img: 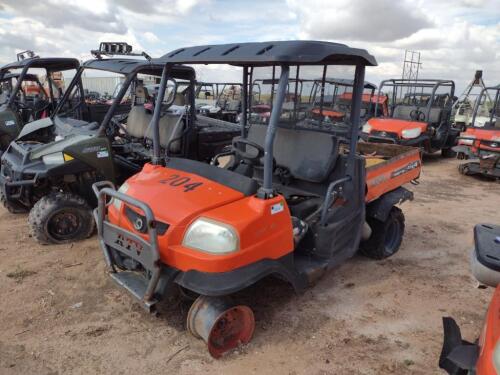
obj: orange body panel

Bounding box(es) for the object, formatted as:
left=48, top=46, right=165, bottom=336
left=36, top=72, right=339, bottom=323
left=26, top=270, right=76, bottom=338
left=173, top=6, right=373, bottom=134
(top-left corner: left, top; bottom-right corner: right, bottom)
left=367, top=118, right=427, bottom=136
left=476, top=285, right=500, bottom=375
left=311, top=107, right=344, bottom=119
left=108, top=163, right=294, bottom=273
left=364, top=147, right=421, bottom=203
left=459, top=128, right=500, bottom=154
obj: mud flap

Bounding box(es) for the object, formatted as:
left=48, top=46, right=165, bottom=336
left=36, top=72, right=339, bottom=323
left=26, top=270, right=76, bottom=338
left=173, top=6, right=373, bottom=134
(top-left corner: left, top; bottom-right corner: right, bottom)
left=439, top=317, right=478, bottom=374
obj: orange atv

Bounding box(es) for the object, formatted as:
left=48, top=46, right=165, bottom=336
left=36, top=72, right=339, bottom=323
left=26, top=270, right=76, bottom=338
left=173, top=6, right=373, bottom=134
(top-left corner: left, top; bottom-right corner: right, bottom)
left=92, top=41, right=421, bottom=357
left=361, top=79, right=459, bottom=157
left=440, top=223, right=500, bottom=374
left=454, top=85, right=500, bottom=179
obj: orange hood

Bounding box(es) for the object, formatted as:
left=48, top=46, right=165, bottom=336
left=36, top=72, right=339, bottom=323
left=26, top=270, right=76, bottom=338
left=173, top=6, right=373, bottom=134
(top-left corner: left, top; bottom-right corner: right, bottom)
left=121, top=163, right=245, bottom=227
left=461, top=127, right=500, bottom=142
left=367, top=118, right=427, bottom=136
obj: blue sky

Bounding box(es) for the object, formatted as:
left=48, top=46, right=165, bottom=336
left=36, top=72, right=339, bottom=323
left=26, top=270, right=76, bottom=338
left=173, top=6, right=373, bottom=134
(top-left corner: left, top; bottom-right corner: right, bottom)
left=0, top=0, right=498, bottom=93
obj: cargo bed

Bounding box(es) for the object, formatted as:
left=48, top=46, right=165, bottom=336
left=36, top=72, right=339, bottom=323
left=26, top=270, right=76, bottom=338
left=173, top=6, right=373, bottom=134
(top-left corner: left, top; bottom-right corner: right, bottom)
left=357, top=142, right=421, bottom=202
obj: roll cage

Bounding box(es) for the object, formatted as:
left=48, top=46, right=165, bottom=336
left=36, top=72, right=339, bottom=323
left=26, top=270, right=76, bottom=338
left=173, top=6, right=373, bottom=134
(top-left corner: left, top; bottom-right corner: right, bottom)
left=0, top=57, right=79, bottom=110
left=375, top=79, right=455, bottom=122
left=151, top=40, right=376, bottom=196
left=51, top=58, right=195, bottom=136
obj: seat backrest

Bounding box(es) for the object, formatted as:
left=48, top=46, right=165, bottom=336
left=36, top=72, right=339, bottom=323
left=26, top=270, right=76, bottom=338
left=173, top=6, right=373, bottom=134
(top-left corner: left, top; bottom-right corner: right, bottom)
left=145, top=114, right=183, bottom=153
left=428, top=108, right=443, bottom=124
left=392, top=105, right=416, bottom=120
left=247, top=124, right=338, bottom=183
left=126, top=105, right=151, bottom=139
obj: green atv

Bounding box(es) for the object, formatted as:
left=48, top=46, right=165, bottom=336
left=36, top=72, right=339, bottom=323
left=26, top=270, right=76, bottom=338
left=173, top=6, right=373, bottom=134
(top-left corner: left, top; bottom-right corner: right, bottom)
left=0, top=43, right=240, bottom=244
left=0, top=51, right=79, bottom=153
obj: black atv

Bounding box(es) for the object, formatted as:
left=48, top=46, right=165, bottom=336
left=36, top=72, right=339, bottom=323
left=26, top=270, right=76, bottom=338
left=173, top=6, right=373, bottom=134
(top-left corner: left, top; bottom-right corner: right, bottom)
left=0, top=43, right=240, bottom=244
left=0, top=51, right=79, bottom=153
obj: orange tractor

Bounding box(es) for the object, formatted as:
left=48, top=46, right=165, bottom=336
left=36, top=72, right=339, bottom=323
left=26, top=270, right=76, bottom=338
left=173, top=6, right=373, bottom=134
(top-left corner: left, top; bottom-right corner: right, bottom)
left=454, top=85, right=500, bottom=179
left=361, top=79, right=459, bottom=157
left=92, top=41, right=421, bottom=357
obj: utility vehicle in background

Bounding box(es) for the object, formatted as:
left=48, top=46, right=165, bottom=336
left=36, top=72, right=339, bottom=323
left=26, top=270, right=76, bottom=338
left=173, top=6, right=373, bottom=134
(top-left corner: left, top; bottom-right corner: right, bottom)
left=361, top=79, right=459, bottom=157
left=454, top=85, right=500, bottom=179
left=0, top=42, right=240, bottom=244
left=451, top=70, right=490, bottom=131
left=196, top=82, right=244, bottom=123
left=0, top=51, right=79, bottom=152
left=93, top=41, right=421, bottom=357
left=440, top=223, right=500, bottom=374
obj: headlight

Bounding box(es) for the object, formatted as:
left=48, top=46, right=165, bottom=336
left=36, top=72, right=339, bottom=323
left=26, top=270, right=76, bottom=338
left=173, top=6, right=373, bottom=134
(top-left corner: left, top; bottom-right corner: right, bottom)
left=362, top=123, right=372, bottom=133
left=401, top=127, right=422, bottom=139
left=42, top=152, right=65, bottom=166
left=112, top=182, right=129, bottom=210
left=183, top=218, right=239, bottom=254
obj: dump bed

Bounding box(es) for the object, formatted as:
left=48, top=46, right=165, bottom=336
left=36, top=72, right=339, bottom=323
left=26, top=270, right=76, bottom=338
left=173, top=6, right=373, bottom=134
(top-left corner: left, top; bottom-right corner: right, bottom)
left=357, top=142, right=421, bottom=203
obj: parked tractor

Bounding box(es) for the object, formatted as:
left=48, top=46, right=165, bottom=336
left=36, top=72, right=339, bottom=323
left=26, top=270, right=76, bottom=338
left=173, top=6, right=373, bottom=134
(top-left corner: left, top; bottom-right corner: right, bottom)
left=454, top=85, right=500, bottom=179
left=92, top=41, right=421, bottom=357
left=361, top=79, right=459, bottom=157
left=0, top=51, right=79, bottom=153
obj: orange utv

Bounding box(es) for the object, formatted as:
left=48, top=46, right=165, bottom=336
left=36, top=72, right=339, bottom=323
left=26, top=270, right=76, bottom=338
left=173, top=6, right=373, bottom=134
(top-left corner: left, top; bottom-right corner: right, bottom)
left=92, top=41, right=421, bottom=357
left=454, top=85, right=500, bottom=179
left=361, top=79, right=459, bottom=157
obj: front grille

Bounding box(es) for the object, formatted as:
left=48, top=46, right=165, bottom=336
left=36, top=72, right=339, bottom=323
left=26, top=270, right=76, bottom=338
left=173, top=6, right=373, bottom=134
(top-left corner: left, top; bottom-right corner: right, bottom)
left=371, top=130, right=399, bottom=141
left=124, top=206, right=169, bottom=235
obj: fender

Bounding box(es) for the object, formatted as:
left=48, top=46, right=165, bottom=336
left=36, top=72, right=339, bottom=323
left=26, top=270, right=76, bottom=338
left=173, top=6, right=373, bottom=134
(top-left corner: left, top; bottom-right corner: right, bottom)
left=366, top=187, right=414, bottom=222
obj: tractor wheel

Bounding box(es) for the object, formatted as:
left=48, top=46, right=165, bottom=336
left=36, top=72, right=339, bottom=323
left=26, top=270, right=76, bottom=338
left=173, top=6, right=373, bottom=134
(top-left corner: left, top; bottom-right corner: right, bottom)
left=458, top=163, right=470, bottom=175
left=359, top=207, right=405, bottom=260
left=441, top=148, right=457, bottom=158
left=28, top=192, right=94, bottom=245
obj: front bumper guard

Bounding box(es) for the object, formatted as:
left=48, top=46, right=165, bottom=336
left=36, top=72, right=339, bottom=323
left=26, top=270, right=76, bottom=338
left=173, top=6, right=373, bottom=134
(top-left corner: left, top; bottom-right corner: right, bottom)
left=93, top=181, right=161, bottom=312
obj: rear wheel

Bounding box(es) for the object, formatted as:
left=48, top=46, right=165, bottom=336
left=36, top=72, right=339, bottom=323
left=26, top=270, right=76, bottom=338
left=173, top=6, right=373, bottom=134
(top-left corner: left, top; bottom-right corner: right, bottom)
left=28, top=192, right=95, bottom=245
left=359, top=207, right=405, bottom=260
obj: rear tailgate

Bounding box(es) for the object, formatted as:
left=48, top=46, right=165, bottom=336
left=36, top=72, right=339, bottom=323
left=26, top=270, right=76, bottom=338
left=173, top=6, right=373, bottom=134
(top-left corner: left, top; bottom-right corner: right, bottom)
left=358, top=142, right=421, bottom=203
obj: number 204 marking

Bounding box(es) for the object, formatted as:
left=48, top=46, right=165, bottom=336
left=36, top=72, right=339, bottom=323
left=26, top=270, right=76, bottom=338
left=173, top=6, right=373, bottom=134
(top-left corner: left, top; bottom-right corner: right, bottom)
left=159, top=174, right=203, bottom=192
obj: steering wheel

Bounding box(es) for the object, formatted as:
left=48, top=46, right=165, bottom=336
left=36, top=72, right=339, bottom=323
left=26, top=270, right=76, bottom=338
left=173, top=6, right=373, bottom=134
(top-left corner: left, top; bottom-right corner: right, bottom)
left=410, top=109, right=426, bottom=122
left=232, top=137, right=265, bottom=164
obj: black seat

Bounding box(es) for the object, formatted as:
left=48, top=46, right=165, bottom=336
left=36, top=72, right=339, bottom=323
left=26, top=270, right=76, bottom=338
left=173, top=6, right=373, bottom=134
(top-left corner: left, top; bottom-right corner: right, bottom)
left=246, top=124, right=339, bottom=183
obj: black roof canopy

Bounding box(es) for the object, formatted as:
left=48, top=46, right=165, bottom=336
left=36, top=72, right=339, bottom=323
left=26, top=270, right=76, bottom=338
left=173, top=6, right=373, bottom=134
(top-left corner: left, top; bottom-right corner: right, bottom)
left=82, top=58, right=195, bottom=79
left=1, top=57, right=80, bottom=72
left=157, top=40, right=377, bottom=67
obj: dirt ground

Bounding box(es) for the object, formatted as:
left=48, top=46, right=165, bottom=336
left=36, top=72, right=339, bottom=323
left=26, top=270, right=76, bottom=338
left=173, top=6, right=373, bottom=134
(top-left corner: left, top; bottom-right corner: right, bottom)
left=0, top=155, right=499, bottom=375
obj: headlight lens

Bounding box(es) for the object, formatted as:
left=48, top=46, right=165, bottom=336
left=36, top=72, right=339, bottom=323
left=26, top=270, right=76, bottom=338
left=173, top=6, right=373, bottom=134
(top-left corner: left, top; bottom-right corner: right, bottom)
left=401, top=127, right=422, bottom=139
left=42, top=152, right=65, bottom=166
left=362, top=123, right=372, bottom=133
left=183, top=218, right=239, bottom=254
left=112, top=182, right=129, bottom=210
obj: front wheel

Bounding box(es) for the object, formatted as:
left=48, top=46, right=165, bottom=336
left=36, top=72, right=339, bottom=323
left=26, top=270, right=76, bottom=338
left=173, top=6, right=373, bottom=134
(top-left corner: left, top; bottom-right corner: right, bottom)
left=359, top=207, right=405, bottom=260
left=28, top=192, right=95, bottom=245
